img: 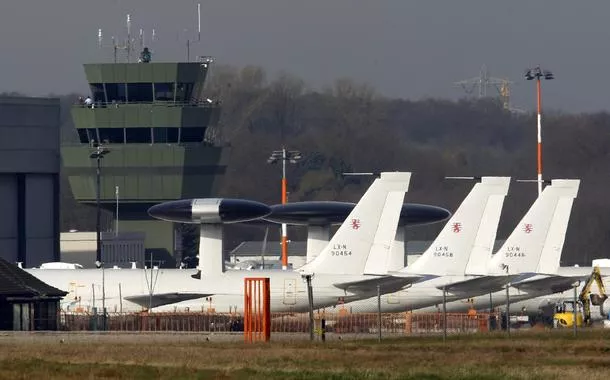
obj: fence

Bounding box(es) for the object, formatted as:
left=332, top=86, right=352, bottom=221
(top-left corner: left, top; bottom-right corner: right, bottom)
left=59, top=310, right=497, bottom=336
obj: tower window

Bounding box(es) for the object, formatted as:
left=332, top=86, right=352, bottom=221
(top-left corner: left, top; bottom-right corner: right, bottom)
left=180, top=127, right=205, bottom=143
left=127, top=83, right=153, bottom=103
left=105, top=83, right=127, bottom=103
left=98, top=128, right=125, bottom=144
left=125, top=128, right=151, bottom=143
left=154, top=83, right=174, bottom=101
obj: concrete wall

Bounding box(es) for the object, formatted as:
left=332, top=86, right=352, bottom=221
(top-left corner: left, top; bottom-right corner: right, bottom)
left=0, top=97, right=60, bottom=267
left=60, top=231, right=145, bottom=268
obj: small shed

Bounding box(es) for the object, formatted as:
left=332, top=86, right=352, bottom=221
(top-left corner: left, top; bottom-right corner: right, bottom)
left=0, top=258, right=67, bottom=330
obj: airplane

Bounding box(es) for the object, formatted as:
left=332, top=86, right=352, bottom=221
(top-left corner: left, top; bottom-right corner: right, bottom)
left=335, top=178, right=581, bottom=313
left=412, top=180, right=606, bottom=316
left=156, top=176, right=510, bottom=313
left=27, top=172, right=424, bottom=314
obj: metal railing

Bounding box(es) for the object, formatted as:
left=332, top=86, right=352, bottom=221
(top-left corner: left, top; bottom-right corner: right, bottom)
left=59, top=311, right=497, bottom=335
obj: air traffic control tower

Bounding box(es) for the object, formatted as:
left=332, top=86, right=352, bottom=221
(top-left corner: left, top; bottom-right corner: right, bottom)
left=61, top=52, right=228, bottom=263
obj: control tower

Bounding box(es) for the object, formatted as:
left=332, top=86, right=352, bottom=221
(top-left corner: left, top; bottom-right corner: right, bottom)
left=62, top=51, right=229, bottom=262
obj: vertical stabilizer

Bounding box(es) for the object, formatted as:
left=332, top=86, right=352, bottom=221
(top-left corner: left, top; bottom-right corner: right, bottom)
left=488, top=179, right=580, bottom=275
left=305, top=225, right=331, bottom=263
left=464, top=179, right=511, bottom=276
left=363, top=191, right=408, bottom=274
left=404, top=177, right=510, bottom=276
left=387, top=226, right=406, bottom=272
left=298, top=172, right=411, bottom=275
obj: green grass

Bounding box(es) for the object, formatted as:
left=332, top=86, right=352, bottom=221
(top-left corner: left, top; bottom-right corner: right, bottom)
left=0, top=330, right=609, bottom=379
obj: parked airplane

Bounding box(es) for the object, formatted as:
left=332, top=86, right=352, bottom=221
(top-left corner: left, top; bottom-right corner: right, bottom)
left=413, top=181, right=601, bottom=315
left=337, top=179, right=581, bottom=313
left=158, top=176, right=510, bottom=312
left=28, top=172, right=420, bottom=313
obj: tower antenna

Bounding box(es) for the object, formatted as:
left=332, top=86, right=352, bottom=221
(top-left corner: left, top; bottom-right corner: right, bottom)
left=183, top=3, right=202, bottom=61
left=454, top=65, right=514, bottom=111
left=98, top=13, right=144, bottom=63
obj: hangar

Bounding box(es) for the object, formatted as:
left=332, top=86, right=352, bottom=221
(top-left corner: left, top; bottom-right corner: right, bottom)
left=0, top=97, right=60, bottom=267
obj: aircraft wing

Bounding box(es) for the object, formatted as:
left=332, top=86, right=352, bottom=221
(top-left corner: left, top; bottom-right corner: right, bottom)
left=440, top=274, right=529, bottom=296
left=333, top=274, right=431, bottom=295
left=123, top=293, right=213, bottom=309
left=512, top=275, right=588, bottom=294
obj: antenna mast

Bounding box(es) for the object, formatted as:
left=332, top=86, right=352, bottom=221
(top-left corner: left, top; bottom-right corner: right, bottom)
left=98, top=14, right=156, bottom=63
left=184, top=3, right=202, bottom=62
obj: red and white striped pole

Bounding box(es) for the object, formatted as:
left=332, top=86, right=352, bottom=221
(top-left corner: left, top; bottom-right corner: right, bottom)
left=526, top=65, right=553, bottom=196
left=281, top=147, right=288, bottom=270
left=536, top=77, right=542, bottom=196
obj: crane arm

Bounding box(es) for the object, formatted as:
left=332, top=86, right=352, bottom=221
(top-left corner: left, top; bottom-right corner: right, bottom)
left=578, top=266, right=608, bottom=325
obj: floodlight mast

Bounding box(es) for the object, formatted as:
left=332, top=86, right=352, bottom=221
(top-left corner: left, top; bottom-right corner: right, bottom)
left=268, top=148, right=302, bottom=270
left=89, top=143, right=110, bottom=329
left=525, top=65, right=554, bottom=196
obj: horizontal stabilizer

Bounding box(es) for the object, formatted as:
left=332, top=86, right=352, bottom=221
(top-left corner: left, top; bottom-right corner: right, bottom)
left=333, top=275, right=425, bottom=295
left=512, top=275, right=588, bottom=294
left=440, top=274, right=527, bottom=295
left=124, top=293, right=213, bottom=309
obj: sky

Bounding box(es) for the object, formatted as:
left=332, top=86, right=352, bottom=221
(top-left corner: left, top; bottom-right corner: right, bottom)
left=1, top=0, right=609, bottom=112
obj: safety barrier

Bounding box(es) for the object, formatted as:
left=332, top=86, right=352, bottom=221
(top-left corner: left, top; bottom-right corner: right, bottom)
left=60, top=310, right=496, bottom=335
left=244, top=277, right=271, bottom=342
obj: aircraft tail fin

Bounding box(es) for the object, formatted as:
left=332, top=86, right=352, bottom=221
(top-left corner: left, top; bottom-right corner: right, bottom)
left=488, top=179, right=580, bottom=275
left=403, top=177, right=510, bottom=276
left=298, top=172, right=411, bottom=276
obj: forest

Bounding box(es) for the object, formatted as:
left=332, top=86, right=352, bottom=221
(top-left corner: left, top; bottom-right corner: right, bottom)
left=54, top=64, right=610, bottom=266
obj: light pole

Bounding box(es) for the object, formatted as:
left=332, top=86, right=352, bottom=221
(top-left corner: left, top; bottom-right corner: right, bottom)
left=90, top=144, right=110, bottom=328
left=525, top=65, right=554, bottom=196
left=268, top=148, right=302, bottom=270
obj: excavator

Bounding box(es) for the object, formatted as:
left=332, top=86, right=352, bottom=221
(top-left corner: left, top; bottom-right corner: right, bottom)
left=554, top=266, right=608, bottom=328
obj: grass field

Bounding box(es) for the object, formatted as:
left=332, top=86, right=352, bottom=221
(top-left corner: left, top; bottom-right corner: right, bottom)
left=0, top=330, right=609, bottom=379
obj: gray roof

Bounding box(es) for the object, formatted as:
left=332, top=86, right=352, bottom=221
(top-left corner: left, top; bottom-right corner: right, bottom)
left=230, top=241, right=308, bottom=257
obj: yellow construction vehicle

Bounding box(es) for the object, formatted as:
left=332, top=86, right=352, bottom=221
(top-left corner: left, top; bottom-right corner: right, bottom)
left=553, top=300, right=584, bottom=328
left=553, top=266, right=608, bottom=328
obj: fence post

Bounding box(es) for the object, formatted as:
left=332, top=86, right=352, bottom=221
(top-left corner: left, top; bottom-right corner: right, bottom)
left=306, top=275, right=315, bottom=341
left=442, top=286, right=447, bottom=343
left=377, top=284, right=382, bottom=342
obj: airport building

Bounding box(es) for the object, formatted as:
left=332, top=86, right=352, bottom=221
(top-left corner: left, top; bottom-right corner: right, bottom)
left=59, top=231, right=145, bottom=269
left=0, top=97, right=61, bottom=267
left=61, top=57, right=229, bottom=265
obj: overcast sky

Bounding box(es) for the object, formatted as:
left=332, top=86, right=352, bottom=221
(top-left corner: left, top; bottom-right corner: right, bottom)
left=1, top=0, right=609, bottom=112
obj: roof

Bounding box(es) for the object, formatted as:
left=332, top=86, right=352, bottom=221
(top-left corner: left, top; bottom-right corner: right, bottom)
left=230, top=241, right=308, bottom=257
left=0, top=258, right=67, bottom=299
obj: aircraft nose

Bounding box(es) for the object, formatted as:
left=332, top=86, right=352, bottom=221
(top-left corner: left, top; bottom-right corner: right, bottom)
left=148, top=199, right=193, bottom=223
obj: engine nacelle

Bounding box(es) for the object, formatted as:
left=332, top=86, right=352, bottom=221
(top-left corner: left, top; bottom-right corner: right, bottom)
left=148, top=198, right=271, bottom=224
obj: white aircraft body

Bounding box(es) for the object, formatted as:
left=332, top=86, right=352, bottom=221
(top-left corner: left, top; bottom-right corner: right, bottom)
left=336, top=179, right=581, bottom=313
left=28, top=172, right=426, bottom=314
left=157, top=176, right=511, bottom=313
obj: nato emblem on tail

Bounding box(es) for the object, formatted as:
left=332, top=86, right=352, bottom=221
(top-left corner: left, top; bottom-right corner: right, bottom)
left=299, top=172, right=412, bottom=276
left=403, top=177, right=510, bottom=276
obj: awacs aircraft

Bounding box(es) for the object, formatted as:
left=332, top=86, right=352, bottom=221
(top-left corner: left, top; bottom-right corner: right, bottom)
left=412, top=179, right=586, bottom=314
left=337, top=178, right=581, bottom=313
left=27, top=172, right=425, bottom=313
